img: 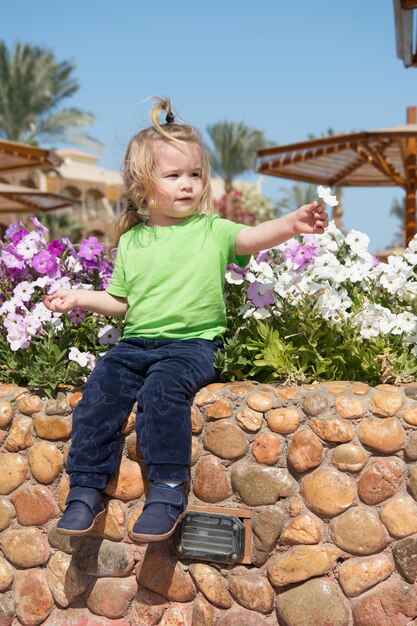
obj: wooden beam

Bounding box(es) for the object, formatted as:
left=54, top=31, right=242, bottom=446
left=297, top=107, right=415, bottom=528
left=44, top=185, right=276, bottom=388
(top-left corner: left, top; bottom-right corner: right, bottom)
left=358, top=140, right=406, bottom=187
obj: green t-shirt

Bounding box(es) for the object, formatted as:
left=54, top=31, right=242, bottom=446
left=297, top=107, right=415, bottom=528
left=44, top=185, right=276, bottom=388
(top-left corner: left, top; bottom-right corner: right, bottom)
left=106, top=214, right=250, bottom=340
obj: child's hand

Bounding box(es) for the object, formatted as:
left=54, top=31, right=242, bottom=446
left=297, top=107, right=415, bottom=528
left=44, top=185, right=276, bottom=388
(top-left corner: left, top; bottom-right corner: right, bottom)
left=42, top=289, right=79, bottom=313
left=293, top=201, right=329, bottom=235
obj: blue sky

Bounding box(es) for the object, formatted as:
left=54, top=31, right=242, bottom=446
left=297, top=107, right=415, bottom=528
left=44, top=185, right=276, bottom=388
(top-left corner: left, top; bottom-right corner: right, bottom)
left=2, top=0, right=416, bottom=251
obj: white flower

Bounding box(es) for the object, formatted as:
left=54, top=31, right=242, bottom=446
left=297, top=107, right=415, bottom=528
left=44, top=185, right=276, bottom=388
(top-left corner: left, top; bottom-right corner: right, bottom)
left=345, top=230, right=370, bottom=256
left=13, top=281, right=35, bottom=304
left=98, top=325, right=121, bottom=345
left=225, top=269, right=245, bottom=285
left=317, top=185, right=339, bottom=207
left=310, top=253, right=341, bottom=280
left=253, top=307, right=271, bottom=320
left=69, top=347, right=96, bottom=370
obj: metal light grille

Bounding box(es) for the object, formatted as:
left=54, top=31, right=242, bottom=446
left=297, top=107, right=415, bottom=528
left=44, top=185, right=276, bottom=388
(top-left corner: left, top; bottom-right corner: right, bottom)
left=175, top=511, right=245, bottom=564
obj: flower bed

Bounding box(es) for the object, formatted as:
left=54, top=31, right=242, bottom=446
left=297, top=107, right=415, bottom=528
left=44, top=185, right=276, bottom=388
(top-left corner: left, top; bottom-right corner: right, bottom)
left=1, top=219, right=417, bottom=397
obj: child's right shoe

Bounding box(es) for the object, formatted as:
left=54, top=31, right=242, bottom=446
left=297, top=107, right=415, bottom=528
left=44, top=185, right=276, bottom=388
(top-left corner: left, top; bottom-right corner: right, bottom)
left=130, top=481, right=187, bottom=543
left=56, top=486, right=105, bottom=536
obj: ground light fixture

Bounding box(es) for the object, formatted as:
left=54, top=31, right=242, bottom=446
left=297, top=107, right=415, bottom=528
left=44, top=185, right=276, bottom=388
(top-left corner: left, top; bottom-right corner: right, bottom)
left=175, top=506, right=251, bottom=564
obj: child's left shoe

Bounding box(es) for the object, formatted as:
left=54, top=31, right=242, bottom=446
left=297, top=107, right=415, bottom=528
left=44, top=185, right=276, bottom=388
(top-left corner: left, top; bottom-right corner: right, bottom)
left=131, top=482, right=187, bottom=543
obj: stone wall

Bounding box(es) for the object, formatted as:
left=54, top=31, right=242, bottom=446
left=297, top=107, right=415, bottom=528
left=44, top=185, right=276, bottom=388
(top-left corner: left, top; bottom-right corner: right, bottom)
left=2, top=380, right=417, bottom=625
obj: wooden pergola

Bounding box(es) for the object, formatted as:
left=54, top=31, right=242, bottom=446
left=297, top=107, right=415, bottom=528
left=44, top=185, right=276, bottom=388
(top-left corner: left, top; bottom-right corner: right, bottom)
left=255, top=107, right=417, bottom=245
left=393, top=0, right=417, bottom=67
left=0, top=139, right=62, bottom=174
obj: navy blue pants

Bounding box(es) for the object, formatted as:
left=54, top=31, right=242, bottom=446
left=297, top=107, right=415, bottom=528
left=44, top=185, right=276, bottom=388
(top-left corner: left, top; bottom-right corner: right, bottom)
left=66, top=337, right=222, bottom=489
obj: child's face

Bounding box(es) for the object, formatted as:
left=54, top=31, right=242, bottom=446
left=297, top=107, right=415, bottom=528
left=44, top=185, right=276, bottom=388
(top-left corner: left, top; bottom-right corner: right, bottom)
left=149, top=141, right=204, bottom=226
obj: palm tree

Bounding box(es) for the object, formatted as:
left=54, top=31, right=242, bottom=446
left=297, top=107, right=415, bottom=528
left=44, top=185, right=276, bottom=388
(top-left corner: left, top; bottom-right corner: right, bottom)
left=390, top=197, right=405, bottom=247
left=207, top=121, right=268, bottom=220
left=0, top=42, right=102, bottom=152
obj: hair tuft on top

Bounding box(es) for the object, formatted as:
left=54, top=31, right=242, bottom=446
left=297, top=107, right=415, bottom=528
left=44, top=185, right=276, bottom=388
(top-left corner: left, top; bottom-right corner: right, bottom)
left=108, top=96, right=213, bottom=248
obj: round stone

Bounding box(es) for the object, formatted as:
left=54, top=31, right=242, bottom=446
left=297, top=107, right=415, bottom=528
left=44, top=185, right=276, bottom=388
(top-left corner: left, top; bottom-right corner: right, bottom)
left=302, top=467, right=356, bottom=517
left=231, top=463, right=297, bottom=506
left=193, top=455, right=231, bottom=503
left=194, top=389, right=218, bottom=406
left=251, top=506, right=285, bottom=566
left=334, top=395, right=366, bottom=419
left=403, top=406, right=417, bottom=426
left=12, top=484, right=59, bottom=526
left=15, top=569, right=54, bottom=626
left=352, top=383, right=371, bottom=395
left=203, top=421, right=249, bottom=460
left=275, top=386, right=299, bottom=402
left=86, top=576, right=137, bottom=619
left=246, top=392, right=273, bottom=412
left=33, top=414, right=72, bottom=440
left=392, top=537, right=417, bottom=583
left=323, top=381, right=349, bottom=395
left=0, top=497, right=15, bottom=531
left=0, top=402, right=13, bottom=428
left=358, top=457, right=404, bottom=504
left=0, top=556, right=14, bottom=591
left=28, top=441, right=63, bottom=483
left=228, top=382, right=256, bottom=395
left=252, top=432, right=282, bottom=465
left=89, top=498, right=126, bottom=541
left=45, top=397, right=71, bottom=416
left=380, top=495, right=417, bottom=538
left=405, top=431, right=417, bottom=460
left=206, top=399, right=233, bottom=420
left=191, top=596, right=216, bottom=626
left=16, top=393, right=41, bottom=415
left=121, top=410, right=136, bottom=435
left=267, top=407, right=301, bottom=434
left=228, top=573, right=275, bottom=613
left=130, top=587, right=168, bottom=626
left=288, top=429, right=324, bottom=473
left=371, top=391, right=404, bottom=417
left=0, top=452, right=28, bottom=494
left=1, top=527, right=50, bottom=567
left=104, top=457, right=144, bottom=501
left=75, top=539, right=135, bottom=577
left=331, top=444, right=368, bottom=472
left=358, top=417, right=405, bottom=453
left=47, top=552, right=92, bottom=608
left=302, top=394, right=329, bottom=416
left=137, top=542, right=196, bottom=602
left=191, top=406, right=204, bottom=434
left=70, top=390, right=82, bottom=408
left=330, top=506, right=389, bottom=555
left=276, top=578, right=350, bottom=626
left=309, top=418, right=355, bottom=442
left=189, top=563, right=232, bottom=608
left=268, top=545, right=342, bottom=586
left=191, top=437, right=200, bottom=465
left=338, top=554, right=394, bottom=597
left=3, top=416, right=33, bottom=451
left=236, top=408, right=263, bottom=432
left=279, top=514, right=323, bottom=545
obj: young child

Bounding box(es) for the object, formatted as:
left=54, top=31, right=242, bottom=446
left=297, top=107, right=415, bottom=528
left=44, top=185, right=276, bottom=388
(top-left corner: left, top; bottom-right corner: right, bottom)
left=43, top=97, right=328, bottom=543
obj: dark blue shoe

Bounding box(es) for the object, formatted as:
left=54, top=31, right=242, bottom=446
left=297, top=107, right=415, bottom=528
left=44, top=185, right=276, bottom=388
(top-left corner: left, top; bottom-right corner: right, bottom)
left=56, top=486, right=105, bottom=536
left=131, top=482, right=187, bottom=543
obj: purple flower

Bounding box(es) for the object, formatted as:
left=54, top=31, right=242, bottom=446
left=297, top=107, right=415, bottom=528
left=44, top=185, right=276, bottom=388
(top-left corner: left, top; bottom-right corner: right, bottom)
left=79, top=237, right=105, bottom=261
left=32, top=249, right=59, bottom=276
left=371, top=255, right=380, bottom=268
left=256, top=251, right=271, bottom=263
left=247, top=281, right=275, bottom=307
left=4, top=222, right=26, bottom=242
left=11, top=228, right=29, bottom=245
left=48, top=240, right=63, bottom=255
left=68, top=308, right=86, bottom=325
left=30, top=216, right=49, bottom=233
left=284, top=242, right=318, bottom=271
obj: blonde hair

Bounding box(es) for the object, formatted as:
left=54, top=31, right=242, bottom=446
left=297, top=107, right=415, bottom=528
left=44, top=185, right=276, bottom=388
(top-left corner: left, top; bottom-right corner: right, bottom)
left=110, top=97, right=213, bottom=247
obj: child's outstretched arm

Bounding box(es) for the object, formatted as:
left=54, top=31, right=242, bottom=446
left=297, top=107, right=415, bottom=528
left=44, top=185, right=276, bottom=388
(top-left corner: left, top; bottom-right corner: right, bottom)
left=235, top=201, right=328, bottom=256
left=43, top=289, right=128, bottom=318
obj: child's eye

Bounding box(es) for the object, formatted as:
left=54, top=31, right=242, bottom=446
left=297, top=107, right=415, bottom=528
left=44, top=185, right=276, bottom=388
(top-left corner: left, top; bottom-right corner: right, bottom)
left=191, top=172, right=201, bottom=178
left=167, top=174, right=178, bottom=178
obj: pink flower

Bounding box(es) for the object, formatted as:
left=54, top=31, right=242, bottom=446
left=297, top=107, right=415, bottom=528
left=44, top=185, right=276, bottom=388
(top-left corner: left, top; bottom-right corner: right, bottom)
left=32, top=250, right=58, bottom=276
left=67, top=308, right=86, bottom=325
